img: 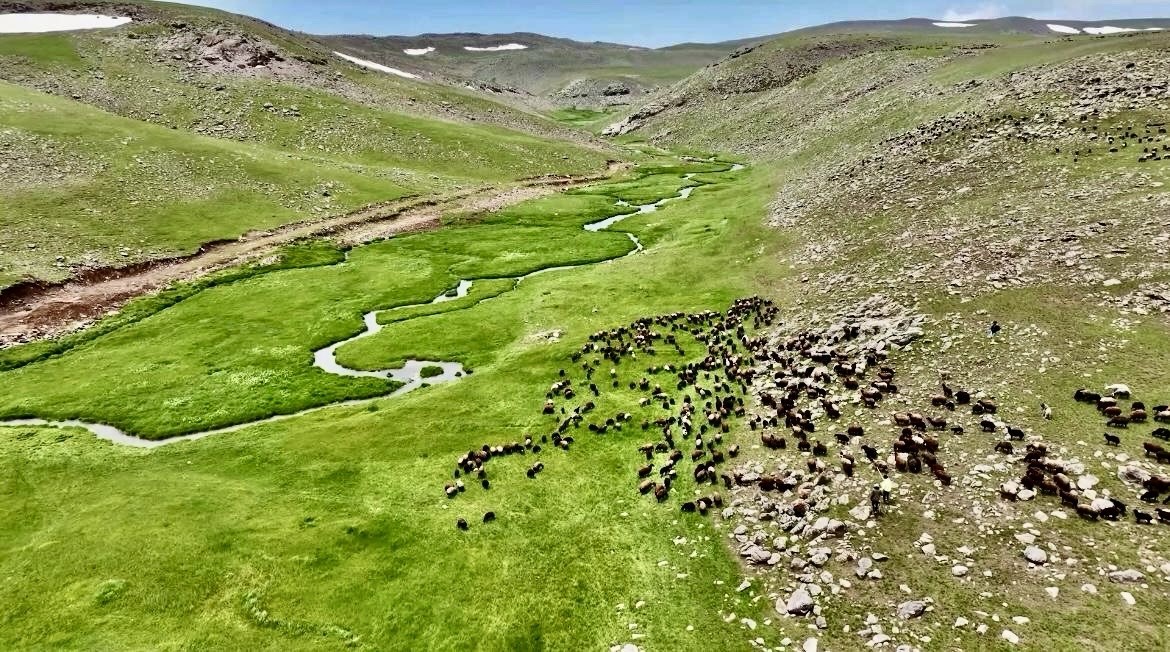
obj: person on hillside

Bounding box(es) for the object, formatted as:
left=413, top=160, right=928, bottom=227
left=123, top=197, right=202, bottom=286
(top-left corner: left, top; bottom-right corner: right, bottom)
left=869, top=484, right=883, bottom=517
left=988, top=320, right=1002, bottom=337
left=880, top=476, right=896, bottom=503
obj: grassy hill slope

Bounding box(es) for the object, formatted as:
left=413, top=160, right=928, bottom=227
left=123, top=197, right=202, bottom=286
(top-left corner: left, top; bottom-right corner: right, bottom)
left=0, top=0, right=615, bottom=288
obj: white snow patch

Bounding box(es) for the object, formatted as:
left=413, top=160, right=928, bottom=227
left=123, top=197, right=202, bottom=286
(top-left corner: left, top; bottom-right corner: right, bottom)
left=1083, top=26, right=1140, bottom=35
left=933, top=22, right=975, bottom=28
left=403, top=47, right=435, bottom=56
left=1047, top=24, right=1081, bottom=34
left=463, top=43, right=528, bottom=52
left=333, top=51, right=418, bottom=79
left=0, top=13, right=131, bottom=33
left=1145, top=27, right=1164, bottom=31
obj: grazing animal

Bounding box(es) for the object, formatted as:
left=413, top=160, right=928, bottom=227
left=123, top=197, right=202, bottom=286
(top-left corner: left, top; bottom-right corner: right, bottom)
left=1135, top=510, right=1154, bottom=524
left=654, top=484, right=669, bottom=502
left=1076, top=504, right=1100, bottom=521
left=995, top=441, right=1014, bottom=455
left=1104, top=433, right=1122, bottom=446
left=981, top=419, right=998, bottom=433
left=1074, top=388, right=1101, bottom=404
left=1106, top=384, right=1132, bottom=399
left=1153, top=427, right=1170, bottom=441
left=1007, top=426, right=1025, bottom=441
left=456, top=518, right=469, bottom=530
left=1158, top=508, right=1170, bottom=523
left=1107, top=415, right=1130, bottom=429
left=482, top=511, right=496, bottom=523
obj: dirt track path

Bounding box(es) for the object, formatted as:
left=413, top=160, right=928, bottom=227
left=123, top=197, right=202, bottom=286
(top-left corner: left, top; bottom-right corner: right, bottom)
left=0, top=166, right=626, bottom=345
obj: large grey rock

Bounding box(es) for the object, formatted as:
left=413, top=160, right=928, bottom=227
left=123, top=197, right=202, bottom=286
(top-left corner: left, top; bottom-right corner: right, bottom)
left=1108, top=569, right=1144, bottom=583
left=1024, top=546, right=1047, bottom=565
left=849, top=504, right=872, bottom=520
left=1118, top=464, right=1151, bottom=485
left=897, top=600, right=926, bottom=619
left=783, top=588, right=814, bottom=616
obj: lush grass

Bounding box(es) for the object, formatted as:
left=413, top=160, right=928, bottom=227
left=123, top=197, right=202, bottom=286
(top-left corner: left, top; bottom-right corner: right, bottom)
left=0, top=33, right=82, bottom=68
left=418, top=365, right=445, bottom=379
left=376, top=278, right=516, bottom=325
left=0, top=240, right=345, bottom=372
left=549, top=106, right=620, bottom=131
left=0, top=160, right=789, bottom=650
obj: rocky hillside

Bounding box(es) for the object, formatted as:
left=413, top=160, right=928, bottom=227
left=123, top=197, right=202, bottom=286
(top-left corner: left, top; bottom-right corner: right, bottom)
left=602, top=22, right=1170, bottom=651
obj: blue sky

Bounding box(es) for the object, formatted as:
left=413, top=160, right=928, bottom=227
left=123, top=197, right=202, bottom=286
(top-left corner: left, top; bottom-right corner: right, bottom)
left=182, top=0, right=1170, bottom=46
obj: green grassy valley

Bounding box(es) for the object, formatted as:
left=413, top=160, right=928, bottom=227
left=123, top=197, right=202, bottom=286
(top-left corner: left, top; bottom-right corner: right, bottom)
left=3, top=2, right=1170, bottom=651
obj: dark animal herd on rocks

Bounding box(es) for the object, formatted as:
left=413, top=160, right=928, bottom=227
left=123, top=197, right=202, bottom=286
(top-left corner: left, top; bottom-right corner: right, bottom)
left=998, top=383, right=1170, bottom=525
left=443, top=292, right=1170, bottom=540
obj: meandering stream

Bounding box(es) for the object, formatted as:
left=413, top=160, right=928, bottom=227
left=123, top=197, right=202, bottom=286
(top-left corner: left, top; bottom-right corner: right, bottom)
left=0, top=164, right=743, bottom=448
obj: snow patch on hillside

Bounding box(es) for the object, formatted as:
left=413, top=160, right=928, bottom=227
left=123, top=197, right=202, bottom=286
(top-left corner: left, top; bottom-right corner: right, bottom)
left=1083, top=25, right=1138, bottom=34
left=933, top=22, right=975, bottom=28
left=0, top=13, right=131, bottom=33
left=1047, top=24, right=1081, bottom=34
left=404, top=47, right=435, bottom=56
left=334, top=52, right=418, bottom=79
left=464, top=43, right=528, bottom=52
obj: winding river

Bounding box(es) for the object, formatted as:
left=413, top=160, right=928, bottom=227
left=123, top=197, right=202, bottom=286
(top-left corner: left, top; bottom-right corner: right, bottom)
left=0, top=164, right=743, bottom=448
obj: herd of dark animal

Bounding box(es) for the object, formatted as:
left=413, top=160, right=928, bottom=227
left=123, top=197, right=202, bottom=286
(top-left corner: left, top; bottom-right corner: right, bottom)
left=1078, top=385, right=1170, bottom=523
left=1063, top=120, right=1170, bottom=164
left=442, top=294, right=1170, bottom=536
left=998, top=384, right=1170, bottom=525
left=444, top=296, right=779, bottom=530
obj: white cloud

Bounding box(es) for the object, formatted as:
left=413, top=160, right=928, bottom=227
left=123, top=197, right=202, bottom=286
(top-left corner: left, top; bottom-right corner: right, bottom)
left=942, top=3, right=1009, bottom=20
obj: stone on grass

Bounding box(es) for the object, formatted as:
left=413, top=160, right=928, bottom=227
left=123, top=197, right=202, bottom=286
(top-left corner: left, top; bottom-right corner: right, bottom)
left=1024, top=546, right=1047, bottom=565
left=1108, top=569, right=1144, bottom=583
left=897, top=600, right=926, bottom=620
left=783, top=588, right=814, bottom=616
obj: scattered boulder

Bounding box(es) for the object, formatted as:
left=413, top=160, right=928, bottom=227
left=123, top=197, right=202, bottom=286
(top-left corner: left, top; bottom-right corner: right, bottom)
left=896, top=600, right=926, bottom=620
left=783, top=588, right=815, bottom=616
left=1024, top=546, right=1048, bottom=565
left=1108, top=569, right=1144, bottom=583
